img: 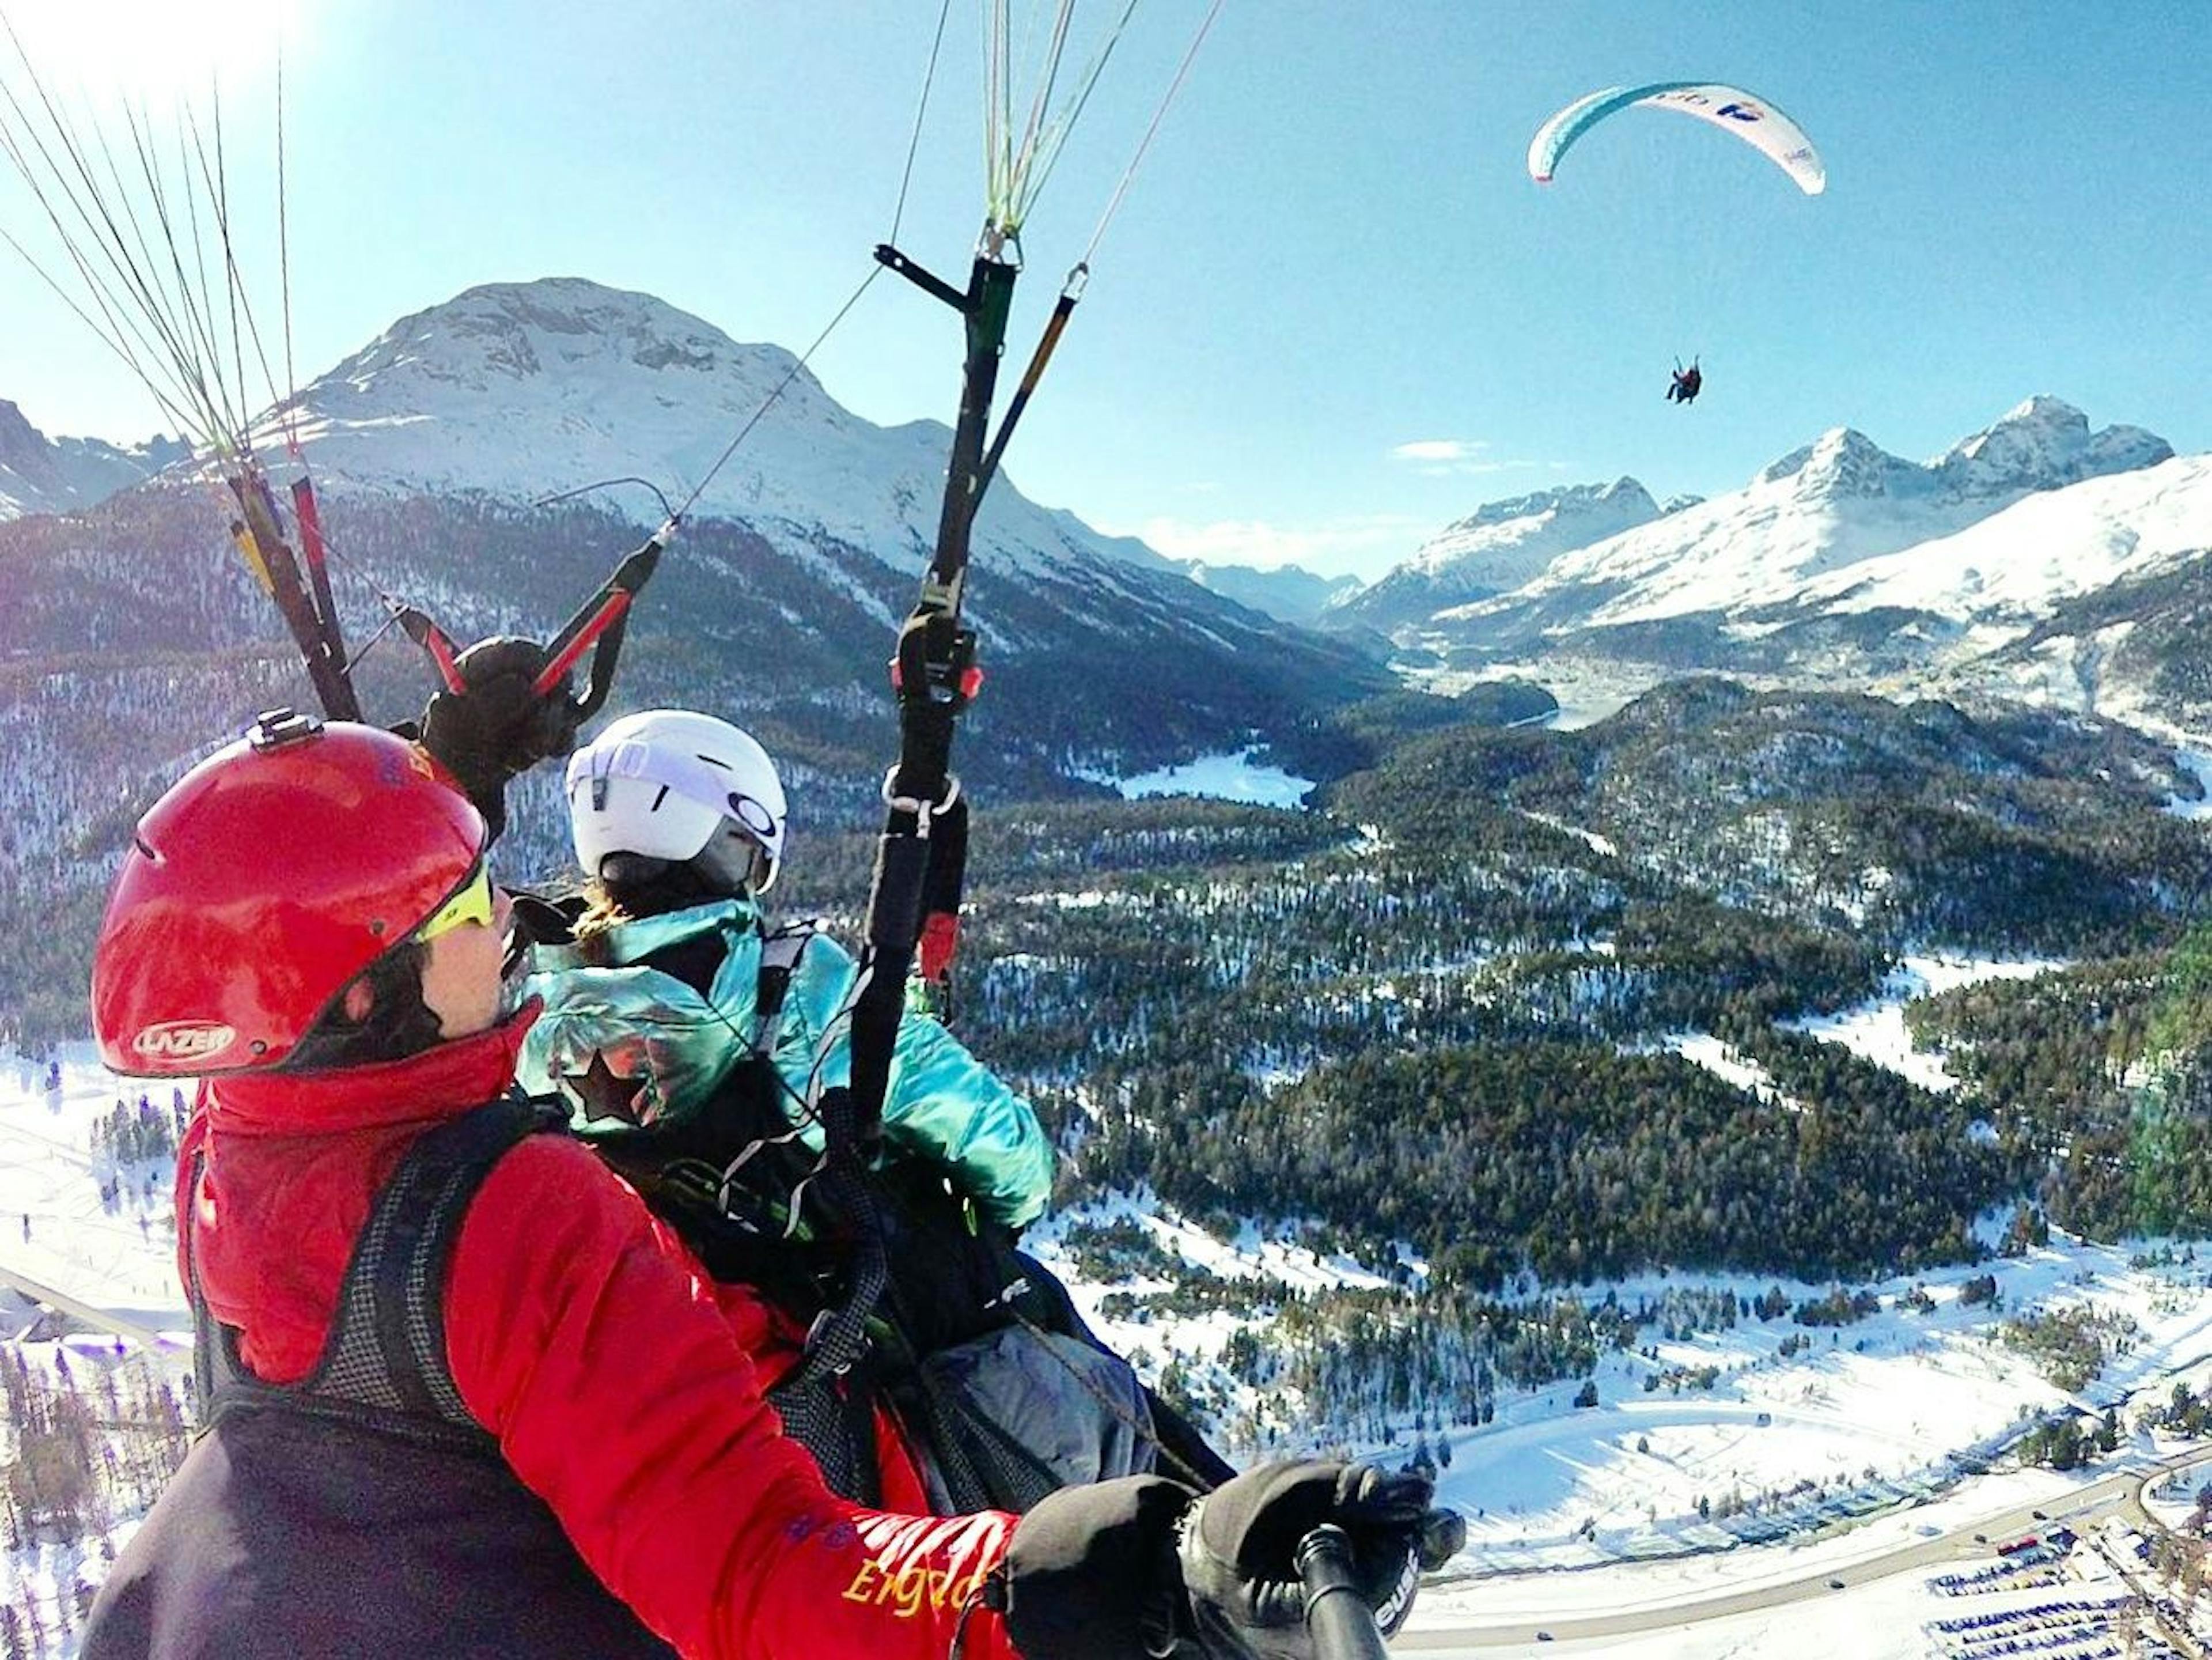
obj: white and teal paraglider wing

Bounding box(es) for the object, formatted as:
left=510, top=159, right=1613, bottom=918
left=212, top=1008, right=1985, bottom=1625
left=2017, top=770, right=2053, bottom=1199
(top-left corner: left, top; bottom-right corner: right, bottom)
left=1528, top=81, right=1826, bottom=196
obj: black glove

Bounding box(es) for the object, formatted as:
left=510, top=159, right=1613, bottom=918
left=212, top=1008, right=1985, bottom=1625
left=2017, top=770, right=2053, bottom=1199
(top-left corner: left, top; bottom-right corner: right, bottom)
left=1179, top=1461, right=1445, bottom=1660
left=416, top=637, right=582, bottom=841
left=1001, top=1474, right=1194, bottom=1660
left=999, top=1462, right=1459, bottom=1660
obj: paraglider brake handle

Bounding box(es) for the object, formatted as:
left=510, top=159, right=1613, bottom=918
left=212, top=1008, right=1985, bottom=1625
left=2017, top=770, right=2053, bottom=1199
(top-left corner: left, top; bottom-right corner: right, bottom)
left=396, top=607, right=466, bottom=694
left=1294, top=1526, right=1392, bottom=1660
left=397, top=523, right=668, bottom=717
left=874, top=244, right=972, bottom=314
left=529, top=526, right=669, bottom=719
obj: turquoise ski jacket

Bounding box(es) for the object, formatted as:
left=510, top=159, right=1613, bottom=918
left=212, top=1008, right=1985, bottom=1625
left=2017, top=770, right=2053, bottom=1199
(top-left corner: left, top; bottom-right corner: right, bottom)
left=517, top=899, right=1054, bottom=1229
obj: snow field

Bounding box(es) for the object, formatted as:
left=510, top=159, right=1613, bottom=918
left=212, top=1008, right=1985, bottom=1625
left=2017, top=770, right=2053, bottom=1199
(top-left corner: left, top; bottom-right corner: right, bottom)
left=1779, top=954, right=2070, bottom=1096
left=0, top=1045, right=187, bottom=1336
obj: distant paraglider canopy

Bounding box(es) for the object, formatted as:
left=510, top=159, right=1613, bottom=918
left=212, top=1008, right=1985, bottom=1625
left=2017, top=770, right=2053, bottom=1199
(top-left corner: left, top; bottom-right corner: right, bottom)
left=1528, top=82, right=1827, bottom=196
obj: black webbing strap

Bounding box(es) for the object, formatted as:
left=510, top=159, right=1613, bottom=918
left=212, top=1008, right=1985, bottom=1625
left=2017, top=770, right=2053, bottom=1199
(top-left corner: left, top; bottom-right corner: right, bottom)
left=185, top=1094, right=563, bottom=1454
left=849, top=610, right=977, bottom=1136
left=361, top=1095, right=565, bottom=1420
left=777, top=1086, right=890, bottom=1393
left=847, top=251, right=1016, bottom=1147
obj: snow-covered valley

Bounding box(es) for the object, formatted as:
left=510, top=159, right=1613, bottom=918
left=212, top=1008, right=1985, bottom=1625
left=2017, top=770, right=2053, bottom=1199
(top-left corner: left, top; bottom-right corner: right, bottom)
left=13, top=943, right=2212, bottom=1657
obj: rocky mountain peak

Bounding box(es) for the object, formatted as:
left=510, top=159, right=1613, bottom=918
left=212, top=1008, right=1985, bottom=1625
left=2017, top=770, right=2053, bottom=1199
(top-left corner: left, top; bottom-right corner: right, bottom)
left=1933, top=395, right=2173, bottom=497
left=1443, top=477, right=1657, bottom=536
left=264, top=275, right=1123, bottom=577
left=0, top=400, right=53, bottom=478
left=1334, top=478, right=1664, bottom=629
left=1755, top=428, right=1909, bottom=498
left=0, top=399, right=184, bottom=520
left=320, top=278, right=806, bottom=404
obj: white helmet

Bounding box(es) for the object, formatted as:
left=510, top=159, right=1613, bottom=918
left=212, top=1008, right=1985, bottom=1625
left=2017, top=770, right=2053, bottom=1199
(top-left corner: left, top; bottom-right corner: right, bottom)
left=566, top=710, right=788, bottom=894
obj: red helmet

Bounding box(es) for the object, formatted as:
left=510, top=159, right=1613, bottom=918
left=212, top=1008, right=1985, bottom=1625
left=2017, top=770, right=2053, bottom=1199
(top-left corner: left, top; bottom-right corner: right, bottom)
left=91, top=712, right=486, bottom=1076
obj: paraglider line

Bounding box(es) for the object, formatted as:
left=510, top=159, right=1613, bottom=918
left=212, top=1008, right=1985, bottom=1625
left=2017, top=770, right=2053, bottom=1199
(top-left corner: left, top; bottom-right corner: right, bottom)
left=1078, top=0, right=1225, bottom=267
left=885, top=0, right=955, bottom=247
left=276, top=39, right=301, bottom=456
left=669, top=264, right=880, bottom=525
left=532, top=476, right=678, bottom=521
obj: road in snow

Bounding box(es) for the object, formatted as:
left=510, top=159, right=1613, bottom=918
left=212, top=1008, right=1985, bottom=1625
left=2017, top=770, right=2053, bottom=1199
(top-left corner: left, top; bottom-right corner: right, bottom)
left=1406, top=1462, right=2157, bottom=1657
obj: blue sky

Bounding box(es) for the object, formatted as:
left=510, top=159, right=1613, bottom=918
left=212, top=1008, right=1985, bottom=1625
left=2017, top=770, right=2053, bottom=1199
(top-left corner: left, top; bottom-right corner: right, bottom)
left=2, top=2, right=2206, bottom=580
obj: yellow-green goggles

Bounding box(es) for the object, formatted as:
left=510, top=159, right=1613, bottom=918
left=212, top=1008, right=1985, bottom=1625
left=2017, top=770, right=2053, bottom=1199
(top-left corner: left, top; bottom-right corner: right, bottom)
left=417, top=864, right=495, bottom=943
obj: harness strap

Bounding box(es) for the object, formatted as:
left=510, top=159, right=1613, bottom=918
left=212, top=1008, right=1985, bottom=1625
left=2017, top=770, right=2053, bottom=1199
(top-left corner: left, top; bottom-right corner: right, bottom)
left=188, top=1094, right=566, bottom=1455
left=753, top=922, right=813, bottom=1049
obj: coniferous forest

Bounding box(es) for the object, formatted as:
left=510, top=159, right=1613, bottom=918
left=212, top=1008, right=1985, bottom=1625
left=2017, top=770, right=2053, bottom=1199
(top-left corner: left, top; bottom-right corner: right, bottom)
left=13, top=664, right=2212, bottom=1449
left=685, top=685, right=2209, bottom=1320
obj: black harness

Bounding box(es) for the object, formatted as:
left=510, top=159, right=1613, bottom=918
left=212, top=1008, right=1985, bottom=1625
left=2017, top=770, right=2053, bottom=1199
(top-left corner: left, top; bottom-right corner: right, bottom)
left=95, top=1094, right=677, bottom=1660
left=187, top=1093, right=567, bottom=1454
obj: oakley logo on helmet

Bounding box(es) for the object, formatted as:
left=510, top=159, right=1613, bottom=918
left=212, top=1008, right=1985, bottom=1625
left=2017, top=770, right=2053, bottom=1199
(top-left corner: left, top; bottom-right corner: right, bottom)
left=131, top=1020, right=238, bottom=1063
left=728, top=792, right=778, bottom=837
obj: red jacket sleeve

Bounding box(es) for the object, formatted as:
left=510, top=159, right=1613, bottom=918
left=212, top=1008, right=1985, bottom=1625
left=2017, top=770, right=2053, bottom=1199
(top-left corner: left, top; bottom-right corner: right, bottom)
left=446, top=1135, right=1021, bottom=1660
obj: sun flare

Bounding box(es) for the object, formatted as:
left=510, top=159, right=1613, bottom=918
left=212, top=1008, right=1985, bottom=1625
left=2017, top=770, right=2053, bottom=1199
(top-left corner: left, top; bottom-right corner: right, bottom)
left=2, top=0, right=302, bottom=105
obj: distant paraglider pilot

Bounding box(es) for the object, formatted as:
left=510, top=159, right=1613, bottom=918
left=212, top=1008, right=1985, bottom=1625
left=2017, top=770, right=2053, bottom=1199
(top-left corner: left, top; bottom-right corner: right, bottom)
left=1667, top=359, right=1703, bottom=406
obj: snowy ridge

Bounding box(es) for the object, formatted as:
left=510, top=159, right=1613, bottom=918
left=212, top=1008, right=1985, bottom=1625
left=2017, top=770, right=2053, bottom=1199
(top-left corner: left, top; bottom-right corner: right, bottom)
left=1930, top=394, right=2171, bottom=497
left=1175, top=559, right=1362, bottom=625
left=1416, top=479, right=1663, bottom=575
left=262, top=277, right=1179, bottom=583
left=1800, top=451, right=2212, bottom=624
left=0, top=400, right=183, bottom=520
left=1445, top=398, right=2179, bottom=637
left=1336, top=478, right=1661, bottom=627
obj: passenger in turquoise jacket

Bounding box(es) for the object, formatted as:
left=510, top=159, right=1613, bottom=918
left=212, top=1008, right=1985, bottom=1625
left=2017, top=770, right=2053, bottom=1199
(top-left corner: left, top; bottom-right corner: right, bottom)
left=518, top=893, right=1053, bottom=1229
left=516, top=708, right=1052, bottom=1229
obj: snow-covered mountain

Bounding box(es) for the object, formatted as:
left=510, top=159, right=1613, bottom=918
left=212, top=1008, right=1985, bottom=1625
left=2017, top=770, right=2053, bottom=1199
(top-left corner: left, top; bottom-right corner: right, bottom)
left=1334, top=478, right=1662, bottom=629
left=0, top=277, right=1384, bottom=853
left=0, top=400, right=184, bottom=519
left=1438, top=400, right=2173, bottom=641
left=1927, top=394, right=2170, bottom=496
left=1175, top=558, right=1362, bottom=625
left=1408, top=399, right=2205, bottom=716
left=271, top=278, right=1177, bottom=587
left=1806, top=451, right=2212, bottom=717
left=1792, top=452, right=2212, bottom=626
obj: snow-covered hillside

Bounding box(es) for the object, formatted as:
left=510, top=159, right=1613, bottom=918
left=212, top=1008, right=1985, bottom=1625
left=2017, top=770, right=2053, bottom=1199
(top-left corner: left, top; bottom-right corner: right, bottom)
left=1796, top=451, right=2212, bottom=629
left=268, top=277, right=1179, bottom=585
left=1175, top=558, right=1362, bottom=625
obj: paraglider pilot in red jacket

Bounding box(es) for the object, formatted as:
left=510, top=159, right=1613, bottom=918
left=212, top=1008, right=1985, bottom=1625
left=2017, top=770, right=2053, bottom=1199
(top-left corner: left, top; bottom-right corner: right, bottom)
left=77, top=641, right=1456, bottom=1660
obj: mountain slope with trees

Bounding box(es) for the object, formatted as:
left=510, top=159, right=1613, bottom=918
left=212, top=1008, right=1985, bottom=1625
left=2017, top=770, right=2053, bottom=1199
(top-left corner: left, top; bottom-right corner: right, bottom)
left=755, top=682, right=2212, bottom=1303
